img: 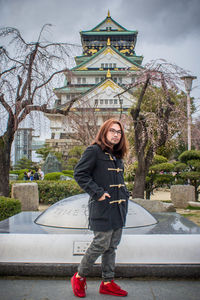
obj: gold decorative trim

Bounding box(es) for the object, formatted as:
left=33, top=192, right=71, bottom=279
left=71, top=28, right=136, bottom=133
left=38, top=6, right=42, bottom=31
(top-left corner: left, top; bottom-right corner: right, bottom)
left=105, top=152, right=114, bottom=160
left=101, top=80, right=117, bottom=91
left=103, top=47, right=115, bottom=56
left=108, top=168, right=123, bottom=173
left=106, top=69, right=111, bottom=78
left=109, top=184, right=125, bottom=188
left=130, top=66, right=139, bottom=70
left=109, top=199, right=126, bottom=204
left=78, top=66, right=88, bottom=71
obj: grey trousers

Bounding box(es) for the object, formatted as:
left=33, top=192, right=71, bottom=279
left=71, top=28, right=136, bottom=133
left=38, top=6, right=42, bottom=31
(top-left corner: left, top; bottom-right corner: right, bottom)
left=78, top=228, right=122, bottom=281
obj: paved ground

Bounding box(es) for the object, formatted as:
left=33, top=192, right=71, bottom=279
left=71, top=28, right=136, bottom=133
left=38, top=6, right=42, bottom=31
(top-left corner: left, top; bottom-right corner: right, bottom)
left=0, top=277, right=200, bottom=300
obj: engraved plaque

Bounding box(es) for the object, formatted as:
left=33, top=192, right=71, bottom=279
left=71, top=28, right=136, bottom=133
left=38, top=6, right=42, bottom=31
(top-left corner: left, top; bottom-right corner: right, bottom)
left=73, top=241, right=91, bottom=255
left=35, top=194, right=158, bottom=229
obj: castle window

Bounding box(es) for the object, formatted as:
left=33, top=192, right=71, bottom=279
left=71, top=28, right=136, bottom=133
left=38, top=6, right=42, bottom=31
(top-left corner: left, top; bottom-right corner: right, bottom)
left=82, top=78, right=86, bottom=84
left=109, top=63, right=112, bottom=68
left=51, top=133, right=55, bottom=139
left=114, top=99, right=118, bottom=104
left=95, top=99, right=98, bottom=105
left=105, top=63, right=108, bottom=68
left=77, top=78, right=81, bottom=84
left=101, top=63, right=104, bottom=68
left=109, top=99, right=113, bottom=104
left=100, top=99, right=103, bottom=105
left=105, top=99, right=108, bottom=104
left=113, top=63, right=116, bottom=68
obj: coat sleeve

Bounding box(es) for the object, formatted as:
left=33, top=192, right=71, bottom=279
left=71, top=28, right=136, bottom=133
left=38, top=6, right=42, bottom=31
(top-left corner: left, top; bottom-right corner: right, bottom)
left=74, top=145, right=104, bottom=201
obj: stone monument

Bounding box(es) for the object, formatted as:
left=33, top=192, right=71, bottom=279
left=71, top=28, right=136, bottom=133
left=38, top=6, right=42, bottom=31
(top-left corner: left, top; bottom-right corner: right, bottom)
left=42, top=153, right=62, bottom=174
left=11, top=182, right=39, bottom=211
left=171, top=185, right=196, bottom=208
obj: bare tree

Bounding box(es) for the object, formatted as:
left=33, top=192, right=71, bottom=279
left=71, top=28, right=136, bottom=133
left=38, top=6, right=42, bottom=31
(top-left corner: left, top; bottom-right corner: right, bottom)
left=0, top=25, right=80, bottom=196
left=65, top=100, right=121, bottom=146
left=119, top=60, right=189, bottom=199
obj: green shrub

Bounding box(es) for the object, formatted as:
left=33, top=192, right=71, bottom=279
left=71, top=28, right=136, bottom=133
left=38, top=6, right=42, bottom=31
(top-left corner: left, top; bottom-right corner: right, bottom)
left=10, top=169, right=29, bottom=175
left=62, top=170, right=74, bottom=178
left=152, top=155, right=168, bottom=165
left=44, top=172, right=65, bottom=180
left=37, top=180, right=83, bottom=204
left=179, top=150, right=200, bottom=163
left=0, top=196, right=21, bottom=221
left=126, top=182, right=134, bottom=194
left=154, top=174, right=174, bottom=185
left=150, top=163, right=174, bottom=172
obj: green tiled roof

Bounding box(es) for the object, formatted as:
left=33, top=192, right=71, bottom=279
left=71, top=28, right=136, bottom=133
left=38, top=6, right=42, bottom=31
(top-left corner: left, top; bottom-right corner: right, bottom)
left=81, top=31, right=137, bottom=36
left=53, top=86, right=91, bottom=93
left=72, top=45, right=143, bottom=71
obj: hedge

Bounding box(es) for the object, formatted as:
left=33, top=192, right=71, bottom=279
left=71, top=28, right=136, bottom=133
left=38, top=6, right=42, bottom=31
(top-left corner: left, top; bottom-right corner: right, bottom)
left=0, top=196, right=21, bottom=221
left=62, top=170, right=74, bottom=178
left=44, top=172, right=65, bottom=180
left=37, top=180, right=83, bottom=204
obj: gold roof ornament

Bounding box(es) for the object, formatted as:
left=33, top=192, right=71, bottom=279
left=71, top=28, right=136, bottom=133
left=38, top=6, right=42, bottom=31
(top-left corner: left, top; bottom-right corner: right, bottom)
left=106, top=69, right=111, bottom=78
left=107, top=37, right=111, bottom=46
left=107, top=10, right=110, bottom=17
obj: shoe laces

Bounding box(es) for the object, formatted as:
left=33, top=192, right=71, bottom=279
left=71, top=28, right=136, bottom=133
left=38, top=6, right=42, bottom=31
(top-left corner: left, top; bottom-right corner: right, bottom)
left=77, top=277, right=87, bottom=291
left=110, top=280, right=121, bottom=290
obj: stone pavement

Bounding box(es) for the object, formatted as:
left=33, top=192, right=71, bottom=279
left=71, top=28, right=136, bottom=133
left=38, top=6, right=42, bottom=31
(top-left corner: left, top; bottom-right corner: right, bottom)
left=0, top=277, right=200, bottom=300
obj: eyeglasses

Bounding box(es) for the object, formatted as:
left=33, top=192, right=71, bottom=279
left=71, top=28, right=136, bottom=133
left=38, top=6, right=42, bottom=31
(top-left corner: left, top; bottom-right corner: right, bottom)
left=109, top=128, right=122, bottom=136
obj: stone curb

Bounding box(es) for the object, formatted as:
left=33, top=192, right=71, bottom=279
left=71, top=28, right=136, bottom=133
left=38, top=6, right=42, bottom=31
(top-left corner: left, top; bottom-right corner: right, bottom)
left=0, top=263, right=200, bottom=279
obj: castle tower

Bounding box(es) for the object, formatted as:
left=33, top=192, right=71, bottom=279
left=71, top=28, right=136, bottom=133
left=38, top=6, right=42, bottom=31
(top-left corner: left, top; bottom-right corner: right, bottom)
left=46, top=12, right=143, bottom=158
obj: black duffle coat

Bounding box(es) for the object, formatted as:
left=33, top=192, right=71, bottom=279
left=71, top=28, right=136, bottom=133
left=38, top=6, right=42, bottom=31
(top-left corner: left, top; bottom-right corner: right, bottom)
left=74, top=144, right=129, bottom=232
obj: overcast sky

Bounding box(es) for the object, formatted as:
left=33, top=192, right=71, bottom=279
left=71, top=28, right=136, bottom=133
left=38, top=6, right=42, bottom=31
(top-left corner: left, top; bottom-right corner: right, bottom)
left=1, top=0, right=200, bottom=120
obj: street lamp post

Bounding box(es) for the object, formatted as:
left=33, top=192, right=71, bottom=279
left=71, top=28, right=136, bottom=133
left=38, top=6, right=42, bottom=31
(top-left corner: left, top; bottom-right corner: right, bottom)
left=180, top=75, right=197, bottom=150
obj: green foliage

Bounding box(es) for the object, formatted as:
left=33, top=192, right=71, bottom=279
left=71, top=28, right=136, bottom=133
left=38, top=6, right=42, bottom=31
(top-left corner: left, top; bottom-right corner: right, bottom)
left=124, top=162, right=138, bottom=182
left=150, top=162, right=174, bottom=172
left=180, top=171, right=200, bottom=180
left=0, top=196, right=21, bottom=221
left=152, top=155, right=168, bottom=165
left=36, top=144, right=63, bottom=162
left=62, top=170, right=74, bottom=178
left=66, top=146, right=85, bottom=170
left=37, top=180, right=83, bottom=204
left=44, top=172, right=64, bottom=180
left=179, top=150, right=200, bottom=163
left=187, top=160, right=200, bottom=170
left=14, top=157, right=36, bottom=170
left=67, top=158, right=79, bottom=170
left=126, top=182, right=134, bottom=194
left=10, top=169, right=29, bottom=175
left=68, top=146, right=85, bottom=158
left=154, top=174, right=174, bottom=185
left=172, top=162, right=187, bottom=172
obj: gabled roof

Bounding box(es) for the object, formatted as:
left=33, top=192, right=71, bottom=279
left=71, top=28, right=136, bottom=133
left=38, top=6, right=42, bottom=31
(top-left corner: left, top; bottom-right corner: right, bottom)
left=81, top=11, right=137, bottom=35
left=72, top=45, right=143, bottom=71
left=78, top=76, right=134, bottom=99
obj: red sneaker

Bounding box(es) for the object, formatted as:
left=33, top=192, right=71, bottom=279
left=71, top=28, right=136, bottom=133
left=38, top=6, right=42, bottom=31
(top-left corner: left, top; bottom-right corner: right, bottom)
left=99, top=280, right=128, bottom=296
left=71, top=272, right=87, bottom=298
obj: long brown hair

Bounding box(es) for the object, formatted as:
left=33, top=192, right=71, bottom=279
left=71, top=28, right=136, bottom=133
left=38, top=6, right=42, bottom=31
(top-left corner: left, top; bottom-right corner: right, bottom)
left=92, top=119, right=128, bottom=159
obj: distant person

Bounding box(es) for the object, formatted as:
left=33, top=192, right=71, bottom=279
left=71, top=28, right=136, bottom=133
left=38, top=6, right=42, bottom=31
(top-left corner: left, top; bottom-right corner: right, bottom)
left=33, top=169, right=40, bottom=180
left=71, top=119, right=129, bottom=297
left=38, top=168, right=44, bottom=180
left=29, top=171, right=34, bottom=181
left=27, top=169, right=31, bottom=179
left=23, top=172, right=29, bottom=181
